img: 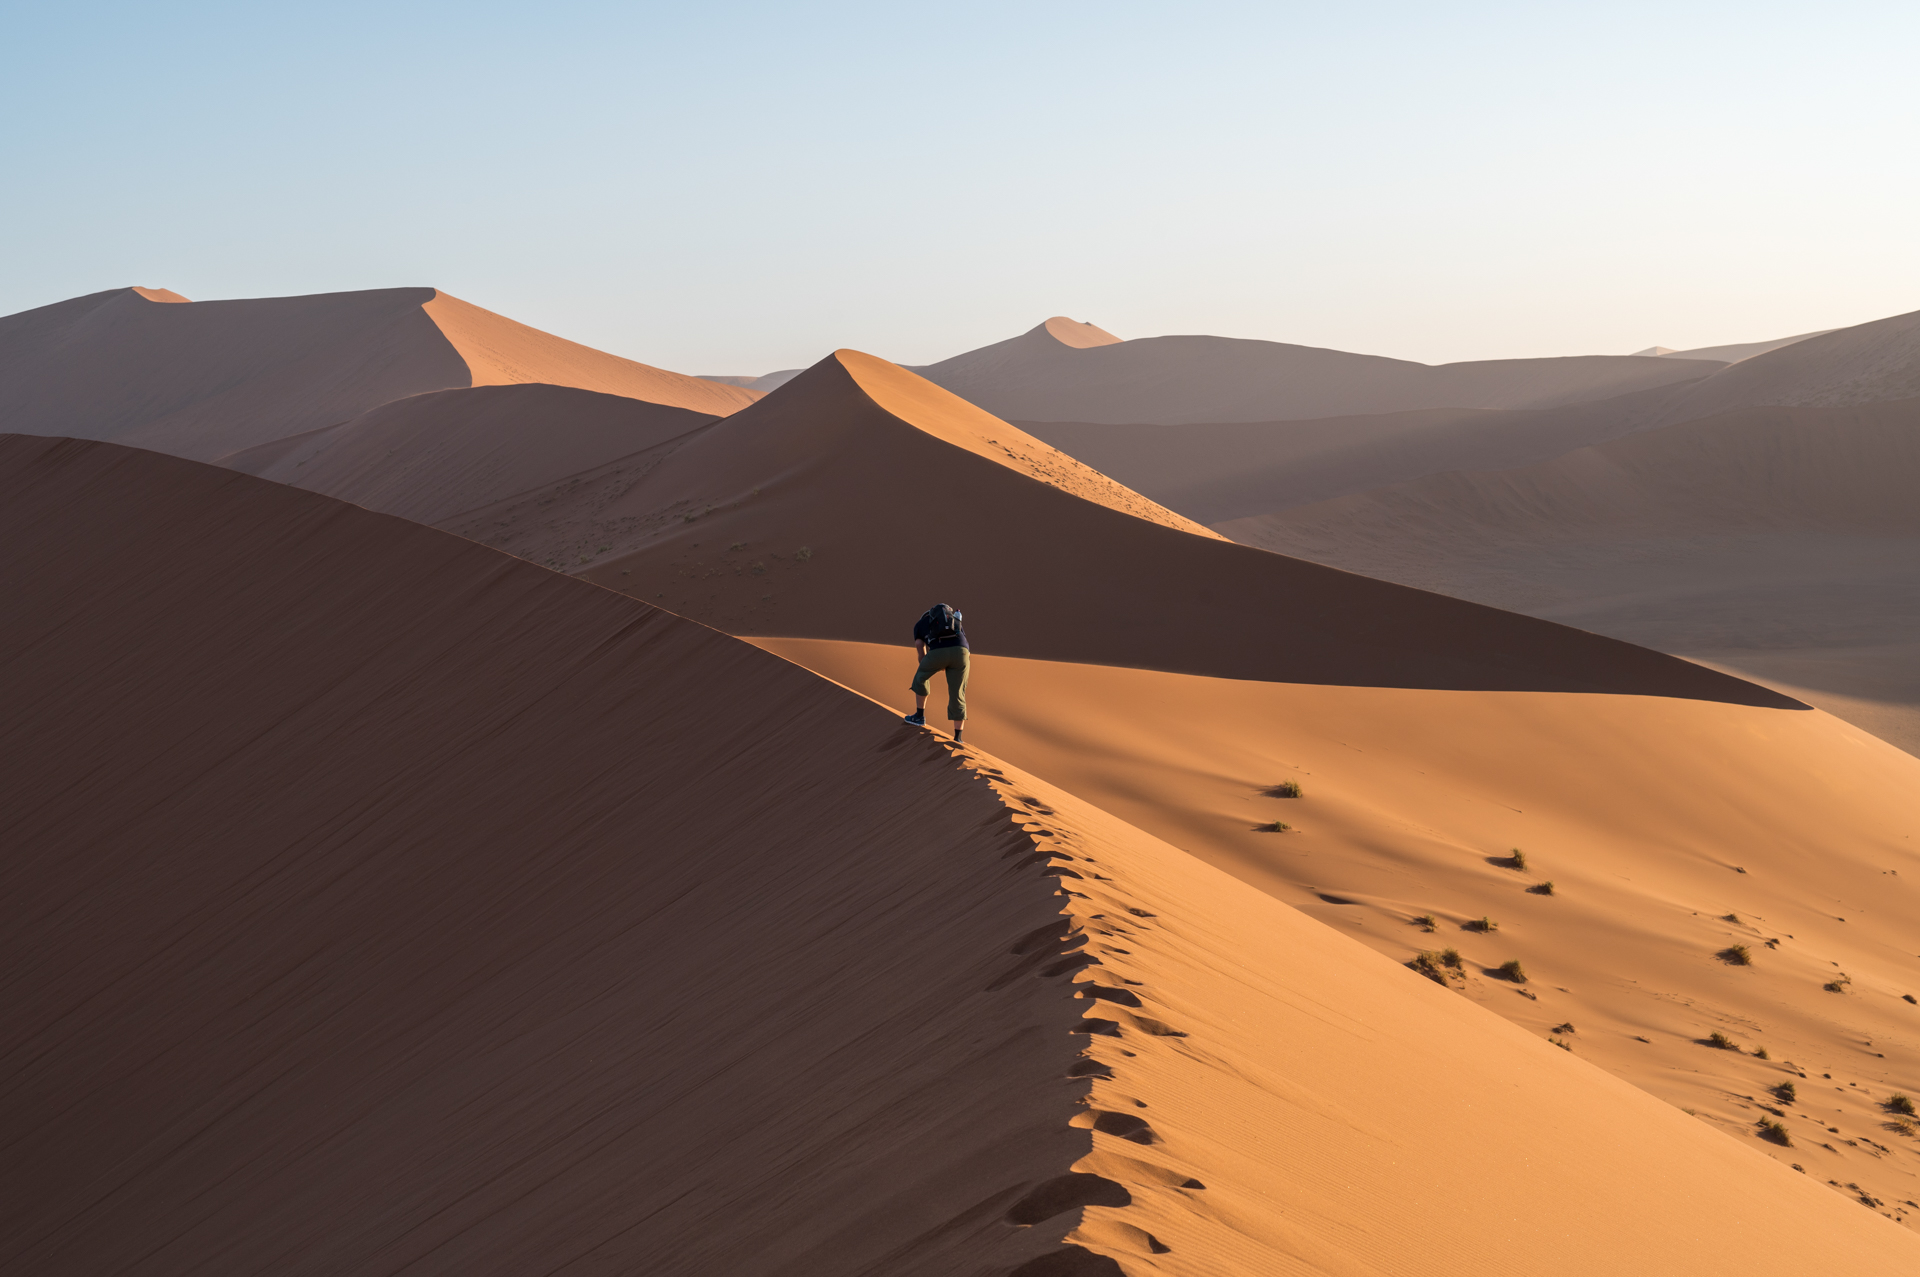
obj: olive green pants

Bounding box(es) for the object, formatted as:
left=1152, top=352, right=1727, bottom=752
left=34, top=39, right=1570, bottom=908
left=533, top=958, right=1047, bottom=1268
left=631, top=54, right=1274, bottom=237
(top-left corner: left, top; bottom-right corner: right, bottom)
left=911, top=646, right=969, bottom=721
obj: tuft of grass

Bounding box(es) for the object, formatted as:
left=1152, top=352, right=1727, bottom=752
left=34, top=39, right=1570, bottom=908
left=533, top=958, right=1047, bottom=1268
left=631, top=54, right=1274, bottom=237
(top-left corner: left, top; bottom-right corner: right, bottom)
left=1551, top=1021, right=1576, bottom=1034
left=1549, top=1036, right=1572, bottom=1051
left=1888, top=1094, right=1917, bottom=1117
left=1506, top=848, right=1529, bottom=871
left=1890, top=1116, right=1919, bottom=1138
left=1412, top=914, right=1438, bottom=932
left=1439, top=948, right=1463, bottom=968
left=1495, top=959, right=1528, bottom=984
left=1407, top=952, right=1451, bottom=985
left=1776, top=1081, right=1798, bottom=1104
left=1824, top=973, right=1853, bottom=993
left=1719, top=944, right=1753, bottom=966
left=1757, top=1119, right=1793, bottom=1147
left=1270, top=780, right=1303, bottom=798
left=1753, top=1046, right=1770, bottom=1060
left=1722, top=912, right=1741, bottom=923
left=1707, top=1031, right=1740, bottom=1051
left=1465, top=916, right=1498, bottom=932
left=1527, top=881, right=1555, bottom=895
left=1263, top=821, right=1292, bottom=833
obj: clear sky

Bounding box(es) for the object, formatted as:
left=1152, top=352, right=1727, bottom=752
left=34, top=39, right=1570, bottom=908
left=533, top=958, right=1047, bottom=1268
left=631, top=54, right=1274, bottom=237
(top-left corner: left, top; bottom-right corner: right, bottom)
left=5, top=1, right=1917, bottom=374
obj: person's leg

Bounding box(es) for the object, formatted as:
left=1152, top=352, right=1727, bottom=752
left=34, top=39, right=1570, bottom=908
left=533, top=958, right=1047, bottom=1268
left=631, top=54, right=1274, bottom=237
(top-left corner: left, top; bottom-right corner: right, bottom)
left=945, top=650, right=969, bottom=739
left=906, top=650, right=937, bottom=724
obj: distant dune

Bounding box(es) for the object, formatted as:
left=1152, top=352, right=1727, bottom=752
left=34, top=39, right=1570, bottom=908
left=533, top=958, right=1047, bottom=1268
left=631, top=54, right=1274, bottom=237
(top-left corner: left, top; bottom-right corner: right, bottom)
left=914, top=316, right=1722, bottom=424
left=218, top=383, right=716, bottom=527
left=1220, top=398, right=1920, bottom=755
left=6, top=431, right=1918, bottom=1273
left=1636, top=307, right=1920, bottom=426
left=0, top=286, right=755, bottom=461
left=1637, top=328, right=1835, bottom=363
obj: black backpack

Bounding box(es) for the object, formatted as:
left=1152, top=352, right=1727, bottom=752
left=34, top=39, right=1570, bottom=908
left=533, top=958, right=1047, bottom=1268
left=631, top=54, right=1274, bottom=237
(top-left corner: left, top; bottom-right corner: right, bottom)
left=923, top=604, right=961, bottom=641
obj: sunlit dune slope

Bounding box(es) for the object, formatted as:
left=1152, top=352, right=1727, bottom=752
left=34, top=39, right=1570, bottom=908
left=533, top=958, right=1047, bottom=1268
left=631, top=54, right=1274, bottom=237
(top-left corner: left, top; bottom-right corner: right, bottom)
left=1221, top=399, right=1920, bottom=754
left=763, top=637, right=1920, bottom=1224
left=472, top=352, right=1775, bottom=703
left=218, top=383, right=717, bottom=526
left=4, top=434, right=1916, bottom=1274
left=915, top=316, right=1721, bottom=424
left=0, top=285, right=754, bottom=461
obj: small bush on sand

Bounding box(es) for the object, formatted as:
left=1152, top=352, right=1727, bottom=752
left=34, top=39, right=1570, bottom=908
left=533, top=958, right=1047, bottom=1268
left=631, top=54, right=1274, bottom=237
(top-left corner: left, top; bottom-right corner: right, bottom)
left=1439, top=948, right=1463, bottom=968
left=1758, top=1119, right=1792, bottom=1146
left=1270, top=780, right=1303, bottom=798
left=1466, top=917, right=1498, bottom=933
left=1776, top=1082, right=1797, bottom=1104
left=1263, top=821, right=1291, bottom=833
left=1495, top=959, right=1528, bottom=984
left=1506, top=849, right=1529, bottom=871
left=1551, top=1021, right=1575, bottom=1034
left=1707, top=1031, right=1739, bottom=1051
left=1527, top=881, right=1555, bottom=895
left=1890, top=1117, right=1919, bottom=1137
left=1888, top=1094, right=1917, bottom=1116
left=1719, top=944, right=1753, bottom=966
left=1824, top=973, right=1852, bottom=993
left=1412, top=914, right=1438, bottom=932
left=1722, top=912, right=1741, bottom=923
left=1754, top=1046, right=1770, bottom=1060
left=1549, top=1036, right=1571, bottom=1051
left=1407, top=952, right=1452, bottom=985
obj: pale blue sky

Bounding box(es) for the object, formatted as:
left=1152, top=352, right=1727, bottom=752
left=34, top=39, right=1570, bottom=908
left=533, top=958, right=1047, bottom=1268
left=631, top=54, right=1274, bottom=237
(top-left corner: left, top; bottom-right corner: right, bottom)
left=5, top=1, right=1916, bottom=373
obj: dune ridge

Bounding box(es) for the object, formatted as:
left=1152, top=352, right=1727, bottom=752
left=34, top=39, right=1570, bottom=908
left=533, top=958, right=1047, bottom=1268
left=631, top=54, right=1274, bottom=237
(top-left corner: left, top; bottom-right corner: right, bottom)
left=5, top=432, right=1918, bottom=1273
left=0, top=285, right=754, bottom=462
left=915, top=317, right=1722, bottom=424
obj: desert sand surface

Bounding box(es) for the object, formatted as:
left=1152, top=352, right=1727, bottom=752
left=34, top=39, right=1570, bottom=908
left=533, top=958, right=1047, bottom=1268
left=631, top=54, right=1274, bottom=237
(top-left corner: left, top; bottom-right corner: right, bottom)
left=914, top=316, right=1722, bottom=424
left=217, top=383, right=717, bottom=527
left=1638, top=307, right=1920, bottom=426
left=1221, top=399, right=1920, bottom=754
left=0, top=285, right=754, bottom=462
left=7, top=433, right=1919, bottom=1274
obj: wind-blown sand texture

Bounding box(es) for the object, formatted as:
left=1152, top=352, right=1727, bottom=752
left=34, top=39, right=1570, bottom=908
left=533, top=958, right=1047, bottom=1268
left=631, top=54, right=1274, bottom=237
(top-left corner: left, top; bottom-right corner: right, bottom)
left=1221, top=399, right=1920, bottom=754
left=0, top=286, right=754, bottom=461
left=5, top=433, right=1919, bottom=1274
left=915, top=317, right=1722, bottom=424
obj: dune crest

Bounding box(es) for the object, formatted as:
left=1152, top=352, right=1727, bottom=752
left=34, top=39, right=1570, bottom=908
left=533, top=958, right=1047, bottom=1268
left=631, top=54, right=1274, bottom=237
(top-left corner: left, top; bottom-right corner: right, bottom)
left=5, top=432, right=1916, bottom=1273
left=421, top=290, right=757, bottom=415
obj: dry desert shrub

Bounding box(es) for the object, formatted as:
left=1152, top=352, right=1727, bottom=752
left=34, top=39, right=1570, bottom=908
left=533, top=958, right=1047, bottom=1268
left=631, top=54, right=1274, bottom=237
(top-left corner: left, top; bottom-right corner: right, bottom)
left=1888, top=1094, right=1917, bottom=1117
left=1758, top=1119, right=1793, bottom=1147
left=1411, top=913, right=1438, bottom=932
left=1466, top=916, right=1498, bottom=933
left=1262, top=820, right=1291, bottom=833
left=1776, top=1082, right=1798, bottom=1104
left=1719, top=944, right=1753, bottom=966
left=1707, top=1031, right=1739, bottom=1051
left=1505, top=849, right=1529, bottom=871
left=1268, top=780, right=1303, bottom=798
left=1526, top=880, right=1555, bottom=895
left=1825, top=973, right=1853, bottom=993
left=1495, top=959, right=1528, bottom=984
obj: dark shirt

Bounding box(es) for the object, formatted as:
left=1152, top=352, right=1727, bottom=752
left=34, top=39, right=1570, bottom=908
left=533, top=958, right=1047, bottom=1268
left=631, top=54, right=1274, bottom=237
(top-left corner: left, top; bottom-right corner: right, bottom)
left=914, top=610, right=968, bottom=652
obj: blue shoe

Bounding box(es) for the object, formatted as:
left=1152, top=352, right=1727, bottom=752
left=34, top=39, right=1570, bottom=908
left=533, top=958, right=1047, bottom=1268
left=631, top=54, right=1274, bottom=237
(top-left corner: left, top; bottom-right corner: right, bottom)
left=903, top=711, right=925, bottom=726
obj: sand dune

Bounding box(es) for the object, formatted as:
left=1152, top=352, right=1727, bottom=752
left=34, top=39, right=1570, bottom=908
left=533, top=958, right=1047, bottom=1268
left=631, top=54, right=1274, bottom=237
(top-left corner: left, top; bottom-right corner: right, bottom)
left=1638, top=328, right=1835, bottom=364
left=417, top=350, right=1920, bottom=1215
left=1220, top=399, right=1920, bottom=754
left=1640, top=308, right=1920, bottom=425
left=0, top=285, right=755, bottom=462
left=218, top=383, right=716, bottom=527
left=914, top=316, right=1721, bottom=424
left=449, top=352, right=1770, bottom=703
left=6, top=433, right=1918, bottom=1273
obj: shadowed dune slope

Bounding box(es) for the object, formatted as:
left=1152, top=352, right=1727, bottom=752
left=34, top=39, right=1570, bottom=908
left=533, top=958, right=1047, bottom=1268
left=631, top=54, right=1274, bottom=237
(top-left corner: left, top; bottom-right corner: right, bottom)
left=217, top=383, right=717, bottom=526
left=1221, top=399, right=1920, bottom=753
left=0, top=286, right=754, bottom=462
left=915, top=317, right=1721, bottom=424
left=4, top=435, right=1917, bottom=1275
left=537, top=352, right=1787, bottom=702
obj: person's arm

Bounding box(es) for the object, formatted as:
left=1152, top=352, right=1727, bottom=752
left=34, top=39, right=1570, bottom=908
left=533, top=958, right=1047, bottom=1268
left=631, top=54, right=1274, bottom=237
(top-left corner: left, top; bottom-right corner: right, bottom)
left=914, top=639, right=926, bottom=658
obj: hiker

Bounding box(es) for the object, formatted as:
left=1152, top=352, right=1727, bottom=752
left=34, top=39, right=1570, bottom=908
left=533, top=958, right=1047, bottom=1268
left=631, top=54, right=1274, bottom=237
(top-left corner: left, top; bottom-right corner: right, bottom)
left=904, top=603, right=968, bottom=743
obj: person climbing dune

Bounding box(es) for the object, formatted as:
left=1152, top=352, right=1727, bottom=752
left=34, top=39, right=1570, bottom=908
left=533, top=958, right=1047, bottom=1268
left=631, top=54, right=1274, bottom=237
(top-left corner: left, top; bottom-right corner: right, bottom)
left=903, top=602, right=968, bottom=743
